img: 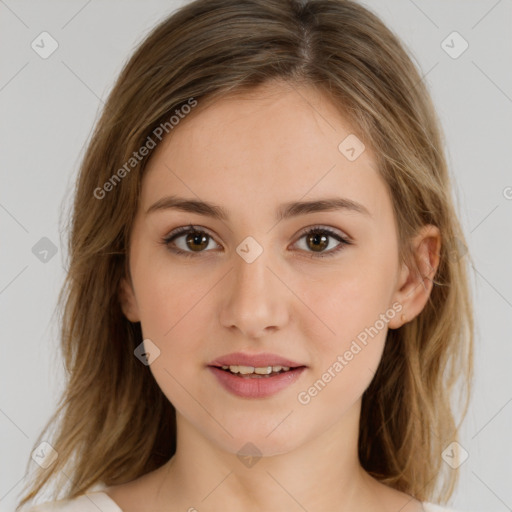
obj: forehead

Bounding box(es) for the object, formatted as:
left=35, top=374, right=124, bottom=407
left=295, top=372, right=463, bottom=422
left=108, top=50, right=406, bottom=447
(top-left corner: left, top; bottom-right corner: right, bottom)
left=140, top=81, right=389, bottom=221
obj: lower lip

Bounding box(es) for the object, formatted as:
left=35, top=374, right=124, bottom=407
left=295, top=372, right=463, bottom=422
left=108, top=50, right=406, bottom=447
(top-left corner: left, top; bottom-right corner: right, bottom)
left=208, top=366, right=307, bottom=398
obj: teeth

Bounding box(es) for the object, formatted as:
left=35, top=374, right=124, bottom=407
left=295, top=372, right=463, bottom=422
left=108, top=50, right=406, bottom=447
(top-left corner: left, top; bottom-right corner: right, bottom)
left=220, top=364, right=293, bottom=374
left=254, top=366, right=271, bottom=375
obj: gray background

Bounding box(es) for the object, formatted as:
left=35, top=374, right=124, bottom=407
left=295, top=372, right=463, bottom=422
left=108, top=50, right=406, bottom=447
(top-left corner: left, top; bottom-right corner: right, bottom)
left=1, top=1, right=511, bottom=511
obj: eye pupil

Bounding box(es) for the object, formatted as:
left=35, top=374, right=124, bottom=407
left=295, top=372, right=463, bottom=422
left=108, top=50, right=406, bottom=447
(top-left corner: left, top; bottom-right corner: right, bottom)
left=186, top=232, right=209, bottom=251
left=307, top=232, right=328, bottom=252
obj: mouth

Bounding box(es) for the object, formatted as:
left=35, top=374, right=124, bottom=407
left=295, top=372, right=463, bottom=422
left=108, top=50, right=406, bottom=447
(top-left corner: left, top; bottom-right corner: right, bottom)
left=207, top=353, right=308, bottom=398
left=209, top=364, right=306, bottom=378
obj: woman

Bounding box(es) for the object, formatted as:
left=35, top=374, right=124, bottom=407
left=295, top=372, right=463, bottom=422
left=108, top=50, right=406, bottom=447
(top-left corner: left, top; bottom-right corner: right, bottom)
left=18, top=0, right=474, bottom=510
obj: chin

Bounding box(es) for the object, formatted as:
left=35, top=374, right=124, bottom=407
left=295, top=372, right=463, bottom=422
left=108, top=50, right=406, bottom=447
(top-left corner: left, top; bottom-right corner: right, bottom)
left=224, top=436, right=299, bottom=459
left=202, top=418, right=307, bottom=459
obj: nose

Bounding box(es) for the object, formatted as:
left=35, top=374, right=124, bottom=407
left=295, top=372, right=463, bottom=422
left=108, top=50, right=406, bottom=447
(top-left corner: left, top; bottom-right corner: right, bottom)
left=219, top=248, right=289, bottom=339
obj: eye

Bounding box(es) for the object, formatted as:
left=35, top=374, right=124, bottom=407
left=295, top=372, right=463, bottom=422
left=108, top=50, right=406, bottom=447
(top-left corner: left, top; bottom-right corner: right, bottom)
left=161, top=224, right=220, bottom=258
left=160, top=224, right=352, bottom=258
left=292, top=226, right=352, bottom=258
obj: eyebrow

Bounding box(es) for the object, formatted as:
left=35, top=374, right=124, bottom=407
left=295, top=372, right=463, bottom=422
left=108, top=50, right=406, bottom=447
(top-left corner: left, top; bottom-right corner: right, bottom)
left=145, top=195, right=371, bottom=221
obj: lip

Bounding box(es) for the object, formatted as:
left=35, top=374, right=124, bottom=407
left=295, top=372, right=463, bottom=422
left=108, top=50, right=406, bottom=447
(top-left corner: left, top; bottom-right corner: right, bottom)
left=208, top=352, right=305, bottom=368
left=208, top=366, right=307, bottom=399
left=207, top=352, right=308, bottom=399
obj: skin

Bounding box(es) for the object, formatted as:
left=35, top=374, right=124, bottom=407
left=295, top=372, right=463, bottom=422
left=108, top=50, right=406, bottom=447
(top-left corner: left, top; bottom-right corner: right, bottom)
left=109, top=79, right=440, bottom=512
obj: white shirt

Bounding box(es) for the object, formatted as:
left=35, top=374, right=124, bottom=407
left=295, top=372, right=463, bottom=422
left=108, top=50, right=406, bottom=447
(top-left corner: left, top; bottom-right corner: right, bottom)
left=25, top=489, right=461, bottom=512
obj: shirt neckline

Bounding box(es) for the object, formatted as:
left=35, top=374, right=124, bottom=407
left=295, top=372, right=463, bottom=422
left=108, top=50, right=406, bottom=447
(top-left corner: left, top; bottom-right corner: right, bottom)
left=84, top=490, right=124, bottom=512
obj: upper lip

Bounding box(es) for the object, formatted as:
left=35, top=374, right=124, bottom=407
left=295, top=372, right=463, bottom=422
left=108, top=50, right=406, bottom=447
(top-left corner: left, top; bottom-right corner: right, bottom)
left=208, top=352, right=306, bottom=368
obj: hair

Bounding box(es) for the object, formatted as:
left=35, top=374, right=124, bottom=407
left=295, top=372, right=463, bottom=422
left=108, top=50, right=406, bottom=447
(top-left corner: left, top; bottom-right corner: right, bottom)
left=17, top=0, right=474, bottom=509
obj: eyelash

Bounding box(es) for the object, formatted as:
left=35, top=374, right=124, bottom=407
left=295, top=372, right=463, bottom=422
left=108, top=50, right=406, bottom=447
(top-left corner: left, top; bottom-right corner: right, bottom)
left=160, top=224, right=352, bottom=259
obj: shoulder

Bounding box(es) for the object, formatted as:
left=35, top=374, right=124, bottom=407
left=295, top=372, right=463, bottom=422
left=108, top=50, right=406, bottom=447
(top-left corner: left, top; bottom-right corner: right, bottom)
left=422, top=502, right=462, bottom=512
left=24, top=491, right=123, bottom=512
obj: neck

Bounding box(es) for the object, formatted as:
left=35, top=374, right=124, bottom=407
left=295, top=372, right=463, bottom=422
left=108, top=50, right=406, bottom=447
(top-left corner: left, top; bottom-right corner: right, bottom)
left=153, top=399, right=390, bottom=511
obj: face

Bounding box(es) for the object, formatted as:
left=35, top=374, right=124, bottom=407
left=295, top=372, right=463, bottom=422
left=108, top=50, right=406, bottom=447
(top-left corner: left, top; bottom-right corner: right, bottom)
left=119, top=80, right=421, bottom=457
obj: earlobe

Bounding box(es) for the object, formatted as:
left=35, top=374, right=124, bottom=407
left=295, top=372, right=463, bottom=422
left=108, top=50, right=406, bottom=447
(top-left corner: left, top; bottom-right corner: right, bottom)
left=118, top=276, right=141, bottom=323
left=388, top=225, right=441, bottom=329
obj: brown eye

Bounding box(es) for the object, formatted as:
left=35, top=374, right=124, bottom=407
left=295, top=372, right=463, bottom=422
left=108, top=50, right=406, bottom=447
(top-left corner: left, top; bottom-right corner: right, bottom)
left=162, top=225, right=351, bottom=259
left=162, top=225, right=220, bottom=257
left=184, top=231, right=209, bottom=252
left=306, top=231, right=329, bottom=252
left=294, top=227, right=351, bottom=258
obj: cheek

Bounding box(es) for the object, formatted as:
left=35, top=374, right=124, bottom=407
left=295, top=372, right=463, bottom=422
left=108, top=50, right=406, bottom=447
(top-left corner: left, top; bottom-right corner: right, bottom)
left=133, top=265, right=216, bottom=407
left=294, top=254, right=397, bottom=395
left=132, top=259, right=212, bottom=356
left=295, top=285, right=390, bottom=416
left=300, top=258, right=396, bottom=340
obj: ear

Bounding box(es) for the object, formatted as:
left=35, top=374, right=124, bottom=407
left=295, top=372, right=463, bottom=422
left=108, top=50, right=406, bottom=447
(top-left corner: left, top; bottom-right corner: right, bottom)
left=118, top=275, right=141, bottom=323
left=388, top=224, right=441, bottom=329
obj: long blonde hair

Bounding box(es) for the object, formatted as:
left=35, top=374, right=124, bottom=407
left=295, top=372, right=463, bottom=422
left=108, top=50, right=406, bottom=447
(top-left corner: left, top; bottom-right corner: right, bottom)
left=17, top=0, right=474, bottom=508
